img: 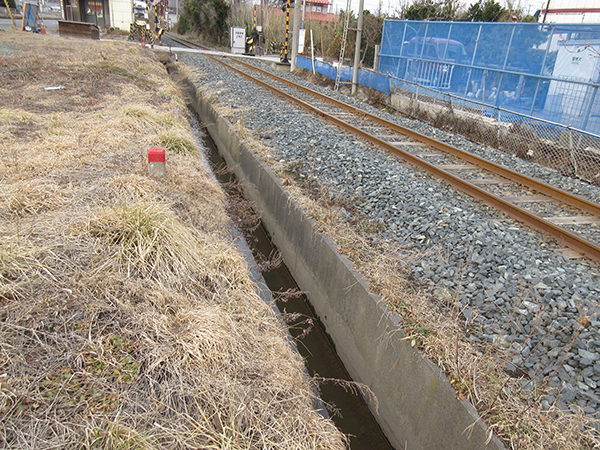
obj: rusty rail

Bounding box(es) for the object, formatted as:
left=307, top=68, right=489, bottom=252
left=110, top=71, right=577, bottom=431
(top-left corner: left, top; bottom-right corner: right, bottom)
left=165, top=32, right=600, bottom=263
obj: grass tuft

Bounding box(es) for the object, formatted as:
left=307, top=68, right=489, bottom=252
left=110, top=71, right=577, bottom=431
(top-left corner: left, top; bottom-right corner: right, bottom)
left=159, top=135, right=196, bottom=155
left=1, top=180, right=70, bottom=215
left=0, top=108, right=35, bottom=125
left=87, top=201, right=211, bottom=279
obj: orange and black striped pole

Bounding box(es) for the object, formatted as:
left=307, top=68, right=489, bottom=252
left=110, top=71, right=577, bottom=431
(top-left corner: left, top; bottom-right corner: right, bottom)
left=282, top=0, right=290, bottom=63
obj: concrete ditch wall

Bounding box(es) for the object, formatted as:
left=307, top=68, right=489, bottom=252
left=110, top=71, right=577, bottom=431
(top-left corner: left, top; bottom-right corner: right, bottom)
left=184, top=78, right=506, bottom=450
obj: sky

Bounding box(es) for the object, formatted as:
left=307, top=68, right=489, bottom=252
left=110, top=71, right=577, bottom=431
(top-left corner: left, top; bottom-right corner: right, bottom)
left=329, top=0, right=548, bottom=17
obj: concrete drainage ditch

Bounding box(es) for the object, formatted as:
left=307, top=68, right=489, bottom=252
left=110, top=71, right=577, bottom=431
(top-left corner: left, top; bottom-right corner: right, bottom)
left=179, top=67, right=506, bottom=450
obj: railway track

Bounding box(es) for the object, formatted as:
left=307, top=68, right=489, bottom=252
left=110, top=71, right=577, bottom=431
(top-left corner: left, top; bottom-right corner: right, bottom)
left=164, top=32, right=600, bottom=264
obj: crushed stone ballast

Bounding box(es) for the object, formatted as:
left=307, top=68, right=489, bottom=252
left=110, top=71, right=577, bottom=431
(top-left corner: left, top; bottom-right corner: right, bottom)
left=180, top=51, right=600, bottom=421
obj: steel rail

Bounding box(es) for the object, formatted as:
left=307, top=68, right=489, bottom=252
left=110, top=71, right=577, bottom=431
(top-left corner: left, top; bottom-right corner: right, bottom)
left=224, top=56, right=600, bottom=219
left=164, top=33, right=600, bottom=262
left=164, top=32, right=209, bottom=49
left=208, top=57, right=600, bottom=262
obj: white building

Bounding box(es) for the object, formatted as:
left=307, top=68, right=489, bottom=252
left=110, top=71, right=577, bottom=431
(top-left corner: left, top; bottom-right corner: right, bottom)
left=109, top=0, right=135, bottom=30
left=544, top=37, right=600, bottom=127
left=539, top=0, right=600, bottom=24
left=61, top=0, right=165, bottom=31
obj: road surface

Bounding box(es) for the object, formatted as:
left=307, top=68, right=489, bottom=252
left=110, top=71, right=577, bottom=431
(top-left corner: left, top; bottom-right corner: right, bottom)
left=0, top=17, right=59, bottom=34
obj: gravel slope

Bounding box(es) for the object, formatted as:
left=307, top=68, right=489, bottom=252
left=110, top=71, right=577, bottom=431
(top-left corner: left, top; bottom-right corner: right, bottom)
left=180, top=50, right=600, bottom=421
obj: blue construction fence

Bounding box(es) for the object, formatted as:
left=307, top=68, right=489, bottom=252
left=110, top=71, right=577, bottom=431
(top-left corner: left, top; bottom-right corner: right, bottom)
left=295, top=49, right=600, bottom=184
left=296, top=56, right=390, bottom=95
left=378, top=20, right=600, bottom=135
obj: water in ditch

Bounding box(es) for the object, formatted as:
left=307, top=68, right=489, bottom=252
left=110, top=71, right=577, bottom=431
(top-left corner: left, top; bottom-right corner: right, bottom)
left=197, top=125, right=394, bottom=450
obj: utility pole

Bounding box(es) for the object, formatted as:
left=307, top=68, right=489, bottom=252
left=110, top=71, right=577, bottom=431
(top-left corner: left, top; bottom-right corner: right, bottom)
left=351, top=0, right=364, bottom=95
left=291, top=0, right=301, bottom=70
left=542, top=0, right=551, bottom=23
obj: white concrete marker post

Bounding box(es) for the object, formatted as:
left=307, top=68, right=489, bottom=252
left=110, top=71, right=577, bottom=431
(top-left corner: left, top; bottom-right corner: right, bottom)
left=148, top=148, right=166, bottom=177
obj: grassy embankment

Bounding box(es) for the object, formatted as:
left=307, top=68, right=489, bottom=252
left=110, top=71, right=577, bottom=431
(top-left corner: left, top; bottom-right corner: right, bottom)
left=0, top=30, right=346, bottom=449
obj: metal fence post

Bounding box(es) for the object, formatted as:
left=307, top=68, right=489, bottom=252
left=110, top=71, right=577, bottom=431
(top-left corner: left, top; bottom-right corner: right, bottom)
left=494, top=25, right=516, bottom=109
left=497, top=114, right=501, bottom=147
left=442, top=24, right=453, bottom=61
left=568, top=126, right=579, bottom=176
left=419, top=23, right=429, bottom=59
left=399, top=23, right=408, bottom=55
left=398, top=23, right=408, bottom=79
left=582, top=85, right=598, bottom=132
left=503, top=25, right=516, bottom=71
left=464, top=24, right=482, bottom=97
left=530, top=79, right=541, bottom=116
left=530, top=30, right=553, bottom=115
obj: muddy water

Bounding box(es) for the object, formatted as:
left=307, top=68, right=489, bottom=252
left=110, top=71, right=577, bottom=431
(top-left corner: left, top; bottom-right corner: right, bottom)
left=199, top=128, right=394, bottom=450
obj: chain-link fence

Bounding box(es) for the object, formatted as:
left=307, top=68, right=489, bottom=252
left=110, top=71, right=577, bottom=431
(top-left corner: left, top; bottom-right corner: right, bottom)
left=297, top=56, right=390, bottom=94
left=378, top=20, right=600, bottom=135
left=389, top=76, right=600, bottom=185
left=296, top=53, right=600, bottom=185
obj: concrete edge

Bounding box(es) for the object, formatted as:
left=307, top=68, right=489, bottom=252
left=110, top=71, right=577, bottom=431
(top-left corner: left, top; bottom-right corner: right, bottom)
left=183, top=76, right=506, bottom=450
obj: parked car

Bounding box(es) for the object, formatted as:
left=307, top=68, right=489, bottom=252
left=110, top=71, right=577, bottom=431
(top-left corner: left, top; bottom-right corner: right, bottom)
left=402, top=37, right=467, bottom=89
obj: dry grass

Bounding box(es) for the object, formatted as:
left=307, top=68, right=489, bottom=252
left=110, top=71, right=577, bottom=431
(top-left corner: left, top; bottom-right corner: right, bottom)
left=0, top=30, right=346, bottom=449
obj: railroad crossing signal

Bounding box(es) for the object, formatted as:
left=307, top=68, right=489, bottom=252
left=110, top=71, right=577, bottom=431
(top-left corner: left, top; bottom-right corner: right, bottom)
left=282, top=0, right=291, bottom=64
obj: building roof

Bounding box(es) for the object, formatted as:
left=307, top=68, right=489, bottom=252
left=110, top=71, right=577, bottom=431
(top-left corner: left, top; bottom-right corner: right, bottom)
left=304, top=12, right=337, bottom=21
left=539, top=0, right=600, bottom=23
left=307, top=0, right=332, bottom=5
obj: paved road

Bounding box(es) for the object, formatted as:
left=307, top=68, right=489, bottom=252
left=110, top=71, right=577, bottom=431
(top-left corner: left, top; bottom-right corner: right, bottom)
left=0, top=17, right=59, bottom=34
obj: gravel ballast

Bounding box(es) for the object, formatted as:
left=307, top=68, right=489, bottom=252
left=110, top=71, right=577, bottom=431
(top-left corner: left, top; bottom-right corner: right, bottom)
left=179, top=49, right=600, bottom=421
